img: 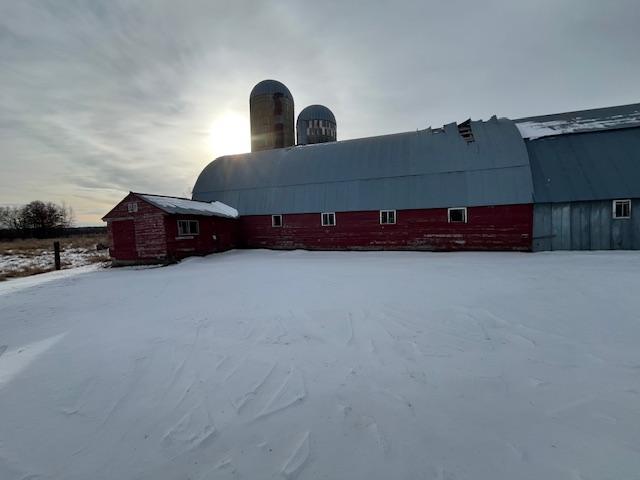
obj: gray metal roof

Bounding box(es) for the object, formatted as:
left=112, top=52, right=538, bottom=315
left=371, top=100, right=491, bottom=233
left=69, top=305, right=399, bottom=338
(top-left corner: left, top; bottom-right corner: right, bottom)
left=515, top=103, right=640, bottom=139
left=250, top=79, right=293, bottom=99
left=193, top=117, right=534, bottom=215
left=137, top=194, right=239, bottom=218
left=297, top=105, right=336, bottom=124
left=527, top=126, right=640, bottom=203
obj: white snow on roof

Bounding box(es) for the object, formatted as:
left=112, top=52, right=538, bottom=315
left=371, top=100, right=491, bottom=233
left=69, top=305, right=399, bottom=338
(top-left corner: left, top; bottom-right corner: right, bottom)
left=139, top=194, right=239, bottom=218
left=516, top=110, right=640, bottom=139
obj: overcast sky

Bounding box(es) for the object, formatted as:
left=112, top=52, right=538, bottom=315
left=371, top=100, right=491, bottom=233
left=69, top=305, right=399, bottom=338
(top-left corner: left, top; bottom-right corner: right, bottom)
left=1, top=0, right=639, bottom=225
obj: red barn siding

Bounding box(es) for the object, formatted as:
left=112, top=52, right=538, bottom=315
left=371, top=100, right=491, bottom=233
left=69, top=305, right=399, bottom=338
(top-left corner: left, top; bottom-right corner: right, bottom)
left=110, top=220, right=137, bottom=260
left=104, top=193, right=168, bottom=262
left=165, top=215, right=239, bottom=260
left=240, top=204, right=533, bottom=251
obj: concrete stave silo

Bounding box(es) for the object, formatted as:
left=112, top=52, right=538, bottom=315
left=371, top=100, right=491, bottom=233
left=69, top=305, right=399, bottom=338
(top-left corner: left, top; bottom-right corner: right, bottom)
left=250, top=80, right=295, bottom=152
left=296, top=104, right=337, bottom=145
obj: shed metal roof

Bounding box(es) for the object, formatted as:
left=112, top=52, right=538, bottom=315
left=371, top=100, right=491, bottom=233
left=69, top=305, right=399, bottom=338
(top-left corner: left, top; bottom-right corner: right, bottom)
left=138, top=194, right=239, bottom=218
left=515, top=103, right=640, bottom=139
left=526, top=126, right=640, bottom=203
left=193, top=117, right=533, bottom=215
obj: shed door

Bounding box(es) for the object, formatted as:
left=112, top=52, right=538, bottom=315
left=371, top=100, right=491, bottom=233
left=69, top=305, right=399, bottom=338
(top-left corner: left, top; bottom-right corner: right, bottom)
left=111, top=220, right=137, bottom=260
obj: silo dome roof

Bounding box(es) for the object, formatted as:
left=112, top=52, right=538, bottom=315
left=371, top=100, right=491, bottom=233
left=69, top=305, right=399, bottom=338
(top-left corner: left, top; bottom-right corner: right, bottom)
left=250, top=79, right=293, bottom=99
left=297, top=104, right=336, bottom=124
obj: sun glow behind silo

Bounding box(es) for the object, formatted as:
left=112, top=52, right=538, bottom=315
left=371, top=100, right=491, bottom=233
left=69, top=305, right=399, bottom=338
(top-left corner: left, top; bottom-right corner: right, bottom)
left=208, top=112, right=251, bottom=158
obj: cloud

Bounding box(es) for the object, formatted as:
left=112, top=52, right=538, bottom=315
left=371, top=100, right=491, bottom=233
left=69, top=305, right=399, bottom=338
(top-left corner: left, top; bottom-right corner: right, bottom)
left=1, top=0, right=639, bottom=224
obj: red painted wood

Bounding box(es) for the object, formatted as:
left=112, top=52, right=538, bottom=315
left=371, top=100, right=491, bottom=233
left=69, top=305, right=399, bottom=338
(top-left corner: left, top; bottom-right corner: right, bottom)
left=240, top=204, right=533, bottom=251
left=164, top=215, right=239, bottom=260
left=110, top=220, right=137, bottom=260
left=105, top=193, right=167, bottom=261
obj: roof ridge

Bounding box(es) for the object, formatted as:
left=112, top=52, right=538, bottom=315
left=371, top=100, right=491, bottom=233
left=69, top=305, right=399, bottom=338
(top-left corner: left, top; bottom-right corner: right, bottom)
left=133, top=192, right=213, bottom=204
left=515, top=102, right=640, bottom=123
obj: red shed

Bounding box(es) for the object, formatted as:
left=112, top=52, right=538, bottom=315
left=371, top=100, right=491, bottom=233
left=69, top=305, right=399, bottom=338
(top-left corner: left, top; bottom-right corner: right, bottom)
left=103, top=192, right=239, bottom=265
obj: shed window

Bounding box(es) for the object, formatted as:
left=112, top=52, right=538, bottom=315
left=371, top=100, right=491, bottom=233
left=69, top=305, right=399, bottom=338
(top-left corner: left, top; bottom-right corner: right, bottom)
left=448, top=207, right=467, bottom=223
left=177, top=220, right=199, bottom=236
left=613, top=199, right=631, bottom=219
left=321, top=212, right=336, bottom=226
left=272, top=214, right=283, bottom=227
left=380, top=210, right=396, bottom=225
left=127, top=202, right=138, bottom=213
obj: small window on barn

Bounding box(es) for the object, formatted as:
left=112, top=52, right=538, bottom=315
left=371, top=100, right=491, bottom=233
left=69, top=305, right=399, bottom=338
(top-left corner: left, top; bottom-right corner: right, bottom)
left=272, top=214, right=283, bottom=227
left=127, top=202, right=138, bottom=213
left=178, top=219, right=199, bottom=236
left=613, top=199, right=631, bottom=219
left=380, top=210, right=396, bottom=225
left=448, top=207, right=467, bottom=223
left=321, top=212, right=336, bottom=226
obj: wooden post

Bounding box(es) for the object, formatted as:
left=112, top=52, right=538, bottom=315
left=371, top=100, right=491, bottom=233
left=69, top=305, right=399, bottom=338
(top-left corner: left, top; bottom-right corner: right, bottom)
left=53, top=241, right=61, bottom=270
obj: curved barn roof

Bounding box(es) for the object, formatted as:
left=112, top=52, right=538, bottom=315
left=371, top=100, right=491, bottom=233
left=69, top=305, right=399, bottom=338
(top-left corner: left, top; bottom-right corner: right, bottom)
left=250, top=79, right=293, bottom=99
left=297, top=104, right=336, bottom=124
left=193, top=118, right=534, bottom=215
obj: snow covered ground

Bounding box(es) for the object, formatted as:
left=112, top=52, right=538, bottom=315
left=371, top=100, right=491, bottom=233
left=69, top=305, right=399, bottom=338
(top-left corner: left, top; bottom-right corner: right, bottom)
left=1, top=250, right=639, bottom=479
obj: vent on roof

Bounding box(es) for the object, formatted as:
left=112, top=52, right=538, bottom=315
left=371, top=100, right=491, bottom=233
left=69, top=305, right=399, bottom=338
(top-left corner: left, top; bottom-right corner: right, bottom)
left=457, top=120, right=475, bottom=143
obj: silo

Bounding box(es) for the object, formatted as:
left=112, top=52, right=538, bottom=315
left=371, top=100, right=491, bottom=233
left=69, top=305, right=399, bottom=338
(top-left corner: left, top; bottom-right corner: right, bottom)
left=296, top=105, right=337, bottom=145
left=249, top=80, right=295, bottom=152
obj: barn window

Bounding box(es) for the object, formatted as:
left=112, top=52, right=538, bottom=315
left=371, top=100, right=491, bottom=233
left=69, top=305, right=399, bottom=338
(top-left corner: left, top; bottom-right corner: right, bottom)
left=177, top=220, right=199, bottom=236
left=272, top=214, right=283, bottom=227
left=127, top=202, right=138, bottom=213
left=321, top=212, right=336, bottom=226
left=380, top=210, right=396, bottom=225
left=448, top=207, right=467, bottom=223
left=613, top=199, right=631, bottom=219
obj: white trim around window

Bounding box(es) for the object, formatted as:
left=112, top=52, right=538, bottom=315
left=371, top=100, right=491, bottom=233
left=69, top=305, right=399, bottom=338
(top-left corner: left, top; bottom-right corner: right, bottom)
left=271, top=214, right=283, bottom=227
left=380, top=209, right=396, bottom=225
left=447, top=207, right=468, bottom=223
left=321, top=212, right=336, bottom=226
left=127, top=202, right=138, bottom=213
left=612, top=199, right=631, bottom=219
left=177, top=219, right=199, bottom=236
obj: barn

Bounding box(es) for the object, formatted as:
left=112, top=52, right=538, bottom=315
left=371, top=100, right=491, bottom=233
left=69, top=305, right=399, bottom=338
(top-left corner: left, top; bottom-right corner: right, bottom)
left=516, top=104, right=640, bottom=250
left=103, top=78, right=639, bottom=262
left=192, top=117, right=535, bottom=251
left=102, top=192, right=239, bottom=265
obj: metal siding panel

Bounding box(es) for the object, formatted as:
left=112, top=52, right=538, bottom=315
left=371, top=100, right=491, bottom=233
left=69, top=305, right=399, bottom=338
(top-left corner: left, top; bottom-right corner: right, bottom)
left=532, top=204, right=552, bottom=251
left=633, top=199, right=640, bottom=249
left=569, top=202, right=591, bottom=250
left=551, top=203, right=571, bottom=250
left=612, top=203, right=633, bottom=250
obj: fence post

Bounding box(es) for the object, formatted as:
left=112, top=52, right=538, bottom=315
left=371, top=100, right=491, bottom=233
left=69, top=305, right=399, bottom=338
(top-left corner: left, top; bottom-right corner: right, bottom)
left=54, top=241, right=61, bottom=270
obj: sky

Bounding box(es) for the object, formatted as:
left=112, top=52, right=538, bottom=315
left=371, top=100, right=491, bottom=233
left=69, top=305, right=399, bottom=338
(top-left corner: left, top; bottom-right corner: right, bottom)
left=1, top=1, right=639, bottom=225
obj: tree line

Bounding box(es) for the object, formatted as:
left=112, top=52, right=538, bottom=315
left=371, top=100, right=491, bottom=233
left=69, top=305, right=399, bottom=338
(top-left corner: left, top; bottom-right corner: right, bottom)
left=0, top=201, right=74, bottom=238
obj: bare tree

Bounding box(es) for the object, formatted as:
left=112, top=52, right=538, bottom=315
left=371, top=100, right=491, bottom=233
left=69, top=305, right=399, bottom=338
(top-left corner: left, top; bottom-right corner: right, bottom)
left=0, top=206, right=22, bottom=230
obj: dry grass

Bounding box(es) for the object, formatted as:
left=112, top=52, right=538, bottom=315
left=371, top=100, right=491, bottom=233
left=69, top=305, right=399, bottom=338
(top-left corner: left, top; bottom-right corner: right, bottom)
left=0, top=234, right=110, bottom=282
left=0, top=234, right=108, bottom=256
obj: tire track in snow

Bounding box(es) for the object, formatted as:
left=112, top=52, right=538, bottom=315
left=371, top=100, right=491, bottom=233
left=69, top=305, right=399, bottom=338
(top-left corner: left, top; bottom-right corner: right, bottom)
left=253, top=367, right=306, bottom=422
left=281, top=431, right=310, bottom=479
left=232, top=362, right=277, bottom=413
left=346, top=313, right=355, bottom=346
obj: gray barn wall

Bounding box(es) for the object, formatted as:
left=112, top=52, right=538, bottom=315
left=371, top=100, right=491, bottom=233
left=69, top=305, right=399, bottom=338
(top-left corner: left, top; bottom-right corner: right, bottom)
left=533, top=199, right=640, bottom=251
